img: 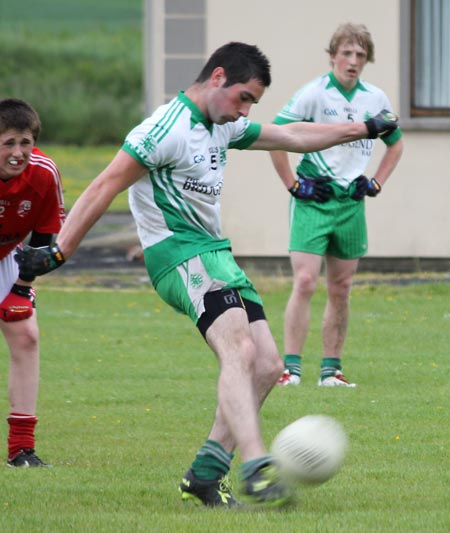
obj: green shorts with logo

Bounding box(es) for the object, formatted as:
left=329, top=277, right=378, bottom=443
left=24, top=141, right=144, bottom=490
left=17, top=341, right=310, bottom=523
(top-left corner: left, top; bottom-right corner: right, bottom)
left=289, top=181, right=368, bottom=259
left=155, top=249, right=262, bottom=324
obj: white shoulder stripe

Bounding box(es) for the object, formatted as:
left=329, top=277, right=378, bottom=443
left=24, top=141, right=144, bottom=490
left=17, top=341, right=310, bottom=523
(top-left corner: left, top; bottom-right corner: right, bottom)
left=29, top=154, right=65, bottom=206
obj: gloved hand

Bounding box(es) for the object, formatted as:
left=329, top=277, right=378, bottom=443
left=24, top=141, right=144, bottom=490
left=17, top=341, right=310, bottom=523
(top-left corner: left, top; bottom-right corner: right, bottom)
left=364, top=109, right=398, bottom=139
left=0, top=284, right=36, bottom=322
left=351, top=176, right=382, bottom=200
left=14, top=244, right=65, bottom=278
left=289, top=175, right=332, bottom=203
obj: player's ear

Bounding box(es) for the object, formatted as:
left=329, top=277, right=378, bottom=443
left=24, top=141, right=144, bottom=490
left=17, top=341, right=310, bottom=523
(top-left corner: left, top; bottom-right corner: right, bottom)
left=211, top=67, right=226, bottom=87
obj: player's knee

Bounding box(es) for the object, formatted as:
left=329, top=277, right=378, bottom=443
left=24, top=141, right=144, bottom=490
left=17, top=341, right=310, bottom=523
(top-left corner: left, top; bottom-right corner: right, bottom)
left=13, top=322, right=39, bottom=351
left=328, top=277, right=352, bottom=300
left=253, top=342, right=283, bottom=383
left=293, top=271, right=317, bottom=296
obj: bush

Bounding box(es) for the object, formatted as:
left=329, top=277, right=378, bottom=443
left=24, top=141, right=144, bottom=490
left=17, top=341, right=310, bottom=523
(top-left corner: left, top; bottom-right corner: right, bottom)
left=0, top=27, right=143, bottom=144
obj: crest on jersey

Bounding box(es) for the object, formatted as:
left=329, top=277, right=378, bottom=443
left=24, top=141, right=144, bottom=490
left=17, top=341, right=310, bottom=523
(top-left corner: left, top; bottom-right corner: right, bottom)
left=17, top=200, right=32, bottom=218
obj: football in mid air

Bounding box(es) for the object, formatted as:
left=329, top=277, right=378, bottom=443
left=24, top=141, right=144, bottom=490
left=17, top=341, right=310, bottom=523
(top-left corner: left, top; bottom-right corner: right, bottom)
left=271, top=414, right=348, bottom=485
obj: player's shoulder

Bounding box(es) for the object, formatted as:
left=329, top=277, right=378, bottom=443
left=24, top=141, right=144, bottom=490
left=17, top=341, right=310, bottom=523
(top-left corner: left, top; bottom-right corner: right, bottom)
left=358, top=78, right=388, bottom=98
left=28, top=147, right=60, bottom=180
left=130, top=95, right=190, bottom=143
left=293, top=74, right=329, bottom=99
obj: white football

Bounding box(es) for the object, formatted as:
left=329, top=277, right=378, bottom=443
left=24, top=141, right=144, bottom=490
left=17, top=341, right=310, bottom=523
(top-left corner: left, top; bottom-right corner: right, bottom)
left=271, top=414, right=348, bottom=485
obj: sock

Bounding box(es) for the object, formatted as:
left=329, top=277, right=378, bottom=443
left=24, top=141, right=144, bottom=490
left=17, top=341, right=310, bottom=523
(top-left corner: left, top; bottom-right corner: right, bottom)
left=240, top=455, right=272, bottom=480
left=191, top=439, right=233, bottom=480
left=284, top=354, right=302, bottom=377
left=7, top=413, right=38, bottom=459
left=320, top=357, right=342, bottom=380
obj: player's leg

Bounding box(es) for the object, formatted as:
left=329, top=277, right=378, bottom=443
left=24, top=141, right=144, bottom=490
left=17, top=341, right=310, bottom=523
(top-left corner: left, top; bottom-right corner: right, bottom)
left=279, top=251, right=322, bottom=385
left=0, top=253, right=48, bottom=467
left=279, top=197, right=330, bottom=386
left=318, top=196, right=366, bottom=387
left=179, top=306, right=289, bottom=507
left=1, top=314, right=48, bottom=466
left=206, top=315, right=282, bottom=451
left=319, top=255, right=358, bottom=387
left=206, top=308, right=276, bottom=461
left=204, top=307, right=289, bottom=505
left=160, top=252, right=289, bottom=506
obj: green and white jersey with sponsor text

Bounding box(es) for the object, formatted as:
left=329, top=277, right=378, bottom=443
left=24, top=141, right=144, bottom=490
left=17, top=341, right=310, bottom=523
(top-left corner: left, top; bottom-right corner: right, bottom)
left=273, top=71, right=402, bottom=188
left=123, top=91, right=261, bottom=287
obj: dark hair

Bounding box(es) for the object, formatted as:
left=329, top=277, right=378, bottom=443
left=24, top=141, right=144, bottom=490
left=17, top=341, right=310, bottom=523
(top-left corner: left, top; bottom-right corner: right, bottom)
left=196, top=42, right=271, bottom=88
left=0, top=98, right=41, bottom=140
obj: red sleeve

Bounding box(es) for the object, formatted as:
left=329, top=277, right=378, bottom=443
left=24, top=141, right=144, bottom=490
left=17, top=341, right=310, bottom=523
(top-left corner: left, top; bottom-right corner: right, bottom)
left=30, top=148, right=65, bottom=234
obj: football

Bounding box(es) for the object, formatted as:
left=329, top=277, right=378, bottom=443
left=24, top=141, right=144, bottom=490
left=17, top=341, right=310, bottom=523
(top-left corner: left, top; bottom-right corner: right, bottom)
left=271, top=414, right=348, bottom=485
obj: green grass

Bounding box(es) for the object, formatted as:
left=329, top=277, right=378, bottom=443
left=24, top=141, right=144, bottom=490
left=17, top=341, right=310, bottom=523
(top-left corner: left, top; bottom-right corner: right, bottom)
left=1, top=274, right=449, bottom=531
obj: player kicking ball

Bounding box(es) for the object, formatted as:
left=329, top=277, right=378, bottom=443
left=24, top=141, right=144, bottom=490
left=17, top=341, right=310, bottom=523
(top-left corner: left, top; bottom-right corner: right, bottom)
left=15, top=42, right=397, bottom=505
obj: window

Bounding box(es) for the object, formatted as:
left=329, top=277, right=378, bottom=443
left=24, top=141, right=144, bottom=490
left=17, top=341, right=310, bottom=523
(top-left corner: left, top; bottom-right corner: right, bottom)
left=401, top=0, right=450, bottom=128
left=144, top=0, right=206, bottom=114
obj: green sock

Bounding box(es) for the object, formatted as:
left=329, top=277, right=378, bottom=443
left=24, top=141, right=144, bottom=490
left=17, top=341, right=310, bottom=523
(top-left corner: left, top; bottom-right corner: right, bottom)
left=320, top=357, right=341, bottom=380
left=191, top=440, right=233, bottom=480
left=240, top=455, right=272, bottom=480
left=284, top=354, right=302, bottom=378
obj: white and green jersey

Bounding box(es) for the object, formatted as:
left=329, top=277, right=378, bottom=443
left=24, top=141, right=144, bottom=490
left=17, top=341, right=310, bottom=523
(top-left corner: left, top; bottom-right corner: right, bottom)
left=123, top=91, right=261, bottom=286
left=273, top=71, right=402, bottom=188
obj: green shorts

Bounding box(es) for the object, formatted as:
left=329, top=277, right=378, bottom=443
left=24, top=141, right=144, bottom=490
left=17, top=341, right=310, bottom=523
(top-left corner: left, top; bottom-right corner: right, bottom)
left=289, top=182, right=368, bottom=259
left=155, top=249, right=262, bottom=324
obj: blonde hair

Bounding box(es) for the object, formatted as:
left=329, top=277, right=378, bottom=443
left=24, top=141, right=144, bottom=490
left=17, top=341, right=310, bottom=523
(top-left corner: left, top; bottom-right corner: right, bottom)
left=326, top=23, right=375, bottom=63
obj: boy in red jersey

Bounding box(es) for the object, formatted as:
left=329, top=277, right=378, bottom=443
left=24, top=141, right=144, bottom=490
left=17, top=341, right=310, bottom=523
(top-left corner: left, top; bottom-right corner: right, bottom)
left=0, top=98, right=65, bottom=467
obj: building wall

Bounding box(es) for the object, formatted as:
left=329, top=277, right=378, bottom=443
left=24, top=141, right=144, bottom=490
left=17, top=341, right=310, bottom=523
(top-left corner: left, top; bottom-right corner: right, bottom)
left=145, top=0, right=450, bottom=258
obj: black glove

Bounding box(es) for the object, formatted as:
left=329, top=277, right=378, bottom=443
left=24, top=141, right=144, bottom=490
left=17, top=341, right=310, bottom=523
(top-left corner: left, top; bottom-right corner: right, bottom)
left=351, top=176, right=382, bottom=200
left=364, top=109, right=398, bottom=139
left=289, top=175, right=332, bottom=203
left=14, top=244, right=65, bottom=278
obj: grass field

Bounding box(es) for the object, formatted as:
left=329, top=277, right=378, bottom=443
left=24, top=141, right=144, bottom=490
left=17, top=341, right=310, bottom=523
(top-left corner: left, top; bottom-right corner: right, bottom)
left=1, top=273, right=449, bottom=532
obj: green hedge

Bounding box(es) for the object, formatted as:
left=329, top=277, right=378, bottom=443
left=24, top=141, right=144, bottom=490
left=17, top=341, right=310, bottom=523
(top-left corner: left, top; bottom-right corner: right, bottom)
left=0, top=27, right=143, bottom=145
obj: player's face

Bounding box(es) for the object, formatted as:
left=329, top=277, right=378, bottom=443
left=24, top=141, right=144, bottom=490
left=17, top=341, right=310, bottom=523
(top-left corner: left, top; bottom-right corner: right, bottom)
left=331, top=40, right=368, bottom=90
left=209, top=78, right=265, bottom=125
left=0, top=129, right=35, bottom=181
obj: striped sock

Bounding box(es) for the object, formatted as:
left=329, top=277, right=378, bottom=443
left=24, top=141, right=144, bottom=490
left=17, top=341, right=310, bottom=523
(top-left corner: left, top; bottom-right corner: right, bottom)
left=191, top=439, right=233, bottom=480
left=320, top=357, right=341, bottom=380
left=284, top=354, right=302, bottom=378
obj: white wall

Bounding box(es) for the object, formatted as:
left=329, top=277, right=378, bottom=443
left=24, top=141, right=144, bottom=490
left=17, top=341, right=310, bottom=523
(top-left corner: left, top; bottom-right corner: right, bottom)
left=205, top=0, right=450, bottom=257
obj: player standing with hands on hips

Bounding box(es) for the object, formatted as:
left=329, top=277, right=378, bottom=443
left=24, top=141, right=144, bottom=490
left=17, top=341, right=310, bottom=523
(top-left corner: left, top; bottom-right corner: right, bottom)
left=272, top=23, right=403, bottom=387
left=0, top=99, right=65, bottom=466
left=15, top=42, right=397, bottom=506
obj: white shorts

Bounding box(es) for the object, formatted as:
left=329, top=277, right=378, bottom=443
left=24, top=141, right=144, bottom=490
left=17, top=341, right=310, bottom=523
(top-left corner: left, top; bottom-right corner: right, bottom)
left=0, top=251, right=19, bottom=302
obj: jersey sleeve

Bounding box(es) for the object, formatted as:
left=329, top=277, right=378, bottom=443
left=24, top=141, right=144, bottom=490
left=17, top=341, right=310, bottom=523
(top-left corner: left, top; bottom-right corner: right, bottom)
left=227, top=118, right=261, bottom=149
left=122, top=116, right=184, bottom=169
left=376, top=91, right=403, bottom=146
left=273, top=82, right=319, bottom=125
left=33, top=164, right=65, bottom=234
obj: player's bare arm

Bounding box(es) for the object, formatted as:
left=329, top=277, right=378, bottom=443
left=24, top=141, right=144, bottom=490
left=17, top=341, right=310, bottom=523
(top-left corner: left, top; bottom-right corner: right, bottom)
left=57, top=150, right=147, bottom=259
left=14, top=150, right=147, bottom=277
left=250, top=121, right=368, bottom=152
left=270, top=150, right=296, bottom=189
left=250, top=109, right=398, bottom=153
left=372, top=138, right=404, bottom=187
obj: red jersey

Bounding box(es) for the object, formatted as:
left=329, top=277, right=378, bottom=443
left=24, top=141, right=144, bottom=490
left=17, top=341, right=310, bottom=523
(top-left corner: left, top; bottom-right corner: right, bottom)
left=0, top=147, right=65, bottom=260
